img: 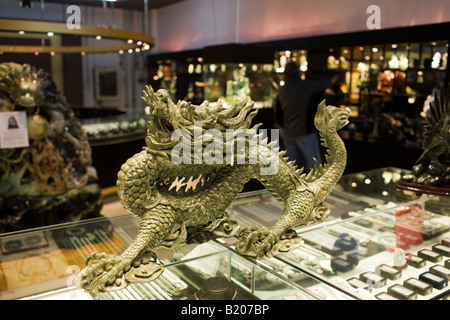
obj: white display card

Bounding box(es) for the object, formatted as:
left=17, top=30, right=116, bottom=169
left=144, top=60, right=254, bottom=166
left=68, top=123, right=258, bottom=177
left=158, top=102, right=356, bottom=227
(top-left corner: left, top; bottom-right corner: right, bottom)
left=0, top=111, right=29, bottom=149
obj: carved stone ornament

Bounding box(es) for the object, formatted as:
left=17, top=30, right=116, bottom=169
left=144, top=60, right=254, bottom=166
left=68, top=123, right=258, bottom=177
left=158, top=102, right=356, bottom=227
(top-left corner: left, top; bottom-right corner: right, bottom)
left=398, top=84, right=450, bottom=196
left=0, top=62, right=102, bottom=232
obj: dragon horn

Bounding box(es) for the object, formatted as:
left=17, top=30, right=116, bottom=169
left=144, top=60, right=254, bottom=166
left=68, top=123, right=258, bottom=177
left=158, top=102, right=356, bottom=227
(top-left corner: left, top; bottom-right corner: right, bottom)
left=142, top=85, right=159, bottom=113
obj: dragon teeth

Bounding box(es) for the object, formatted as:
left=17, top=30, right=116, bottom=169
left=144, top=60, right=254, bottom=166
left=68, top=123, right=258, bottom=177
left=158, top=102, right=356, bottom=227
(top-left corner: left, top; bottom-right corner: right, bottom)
left=185, top=174, right=203, bottom=192
left=166, top=174, right=205, bottom=193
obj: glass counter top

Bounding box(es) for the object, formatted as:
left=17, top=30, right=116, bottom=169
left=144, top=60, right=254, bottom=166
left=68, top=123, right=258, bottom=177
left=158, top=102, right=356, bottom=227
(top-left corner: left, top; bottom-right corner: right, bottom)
left=1, top=167, right=447, bottom=300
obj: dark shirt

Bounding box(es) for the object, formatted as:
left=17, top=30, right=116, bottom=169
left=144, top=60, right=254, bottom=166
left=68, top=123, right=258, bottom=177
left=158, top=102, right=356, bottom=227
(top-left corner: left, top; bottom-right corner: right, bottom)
left=274, top=78, right=331, bottom=137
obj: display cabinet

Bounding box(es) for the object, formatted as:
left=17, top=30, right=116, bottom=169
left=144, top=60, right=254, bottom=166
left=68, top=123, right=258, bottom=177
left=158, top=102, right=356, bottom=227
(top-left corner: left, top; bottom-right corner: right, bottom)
left=202, top=43, right=277, bottom=109
left=78, top=114, right=148, bottom=188
left=81, top=115, right=147, bottom=147
left=203, top=62, right=276, bottom=109
left=90, top=242, right=323, bottom=301
left=147, top=52, right=205, bottom=106
left=225, top=168, right=450, bottom=300
left=274, top=40, right=449, bottom=148
left=278, top=196, right=450, bottom=300
left=1, top=167, right=448, bottom=300
left=271, top=23, right=449, bottom=173
left=336, top=41, right=448, bottom=149
left=0, top=216, right=130, bottom=300
left=0, top=214, right=323, bottom=300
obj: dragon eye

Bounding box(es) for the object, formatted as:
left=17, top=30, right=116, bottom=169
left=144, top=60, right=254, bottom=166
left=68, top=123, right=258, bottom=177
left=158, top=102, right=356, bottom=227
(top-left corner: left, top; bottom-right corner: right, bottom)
left=156, top=90, right=168, bottom=100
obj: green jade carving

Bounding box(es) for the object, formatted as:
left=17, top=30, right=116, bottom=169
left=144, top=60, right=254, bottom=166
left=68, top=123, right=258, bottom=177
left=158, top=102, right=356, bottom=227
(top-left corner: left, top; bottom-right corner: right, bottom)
left=80, top=85, right=350, bottom=293
left=0, top=62, right=102, bottom=232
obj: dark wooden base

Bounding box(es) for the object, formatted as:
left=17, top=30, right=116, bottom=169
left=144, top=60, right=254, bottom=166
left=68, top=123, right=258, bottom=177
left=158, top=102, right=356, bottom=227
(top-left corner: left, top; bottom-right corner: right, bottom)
left=397, top=179, right=450, bottom=196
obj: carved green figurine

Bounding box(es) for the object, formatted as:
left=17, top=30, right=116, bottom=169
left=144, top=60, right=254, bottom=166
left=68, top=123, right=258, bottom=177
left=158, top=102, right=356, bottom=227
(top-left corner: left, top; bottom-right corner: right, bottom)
left=80, top=85, right=350, bottom=293
left=0, top=62, right=102, bottom=232
left=399, top=83, right=450, bottom=194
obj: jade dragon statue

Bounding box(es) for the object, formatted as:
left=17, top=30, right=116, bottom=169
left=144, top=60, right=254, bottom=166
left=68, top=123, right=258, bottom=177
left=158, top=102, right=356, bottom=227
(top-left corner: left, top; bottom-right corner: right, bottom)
left=80, top=85, right=350, bottom=293
left=0, top=62, right=102, bottom=232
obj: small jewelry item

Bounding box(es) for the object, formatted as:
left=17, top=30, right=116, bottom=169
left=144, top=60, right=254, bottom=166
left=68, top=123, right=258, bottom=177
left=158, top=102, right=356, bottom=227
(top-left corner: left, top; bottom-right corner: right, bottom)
left=393, top=248, right=408, bottom=270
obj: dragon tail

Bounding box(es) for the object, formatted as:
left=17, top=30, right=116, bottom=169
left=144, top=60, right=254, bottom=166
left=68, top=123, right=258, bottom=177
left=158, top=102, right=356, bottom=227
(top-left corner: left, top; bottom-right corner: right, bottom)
left=301, top=100, right=350, bottom=203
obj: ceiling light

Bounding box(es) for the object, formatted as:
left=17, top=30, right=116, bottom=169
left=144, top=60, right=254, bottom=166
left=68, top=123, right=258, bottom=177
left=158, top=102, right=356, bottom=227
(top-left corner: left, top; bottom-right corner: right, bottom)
left=47, top=32, right=54, bottom=37
left=96, top=35, right=102, bottom=40
left=0, top=19, right=154, bottom=54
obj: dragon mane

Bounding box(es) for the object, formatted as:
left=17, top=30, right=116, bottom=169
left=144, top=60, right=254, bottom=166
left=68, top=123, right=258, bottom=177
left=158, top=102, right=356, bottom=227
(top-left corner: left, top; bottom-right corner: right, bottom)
left=142, top=86, right=263, bottom=159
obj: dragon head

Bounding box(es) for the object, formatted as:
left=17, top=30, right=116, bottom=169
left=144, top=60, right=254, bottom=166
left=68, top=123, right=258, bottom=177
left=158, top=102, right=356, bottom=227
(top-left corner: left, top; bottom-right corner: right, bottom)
left=314, top=100, right=351, bottom=133
left=141, top=85, right=259, bottom=160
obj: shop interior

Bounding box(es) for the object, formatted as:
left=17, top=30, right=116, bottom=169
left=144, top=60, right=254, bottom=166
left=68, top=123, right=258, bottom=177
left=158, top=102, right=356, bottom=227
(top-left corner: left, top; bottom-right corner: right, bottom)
left=0, top=0, right=449, bottom=301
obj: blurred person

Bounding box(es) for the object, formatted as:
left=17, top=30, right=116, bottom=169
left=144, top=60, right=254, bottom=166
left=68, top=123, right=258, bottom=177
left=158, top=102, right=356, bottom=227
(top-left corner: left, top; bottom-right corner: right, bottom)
left=273, top=62, right=338, bottom=170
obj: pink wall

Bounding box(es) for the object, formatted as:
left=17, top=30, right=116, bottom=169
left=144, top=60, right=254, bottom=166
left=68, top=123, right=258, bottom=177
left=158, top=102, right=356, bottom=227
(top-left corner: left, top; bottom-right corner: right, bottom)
left=151, top=0, right=450, bottom=54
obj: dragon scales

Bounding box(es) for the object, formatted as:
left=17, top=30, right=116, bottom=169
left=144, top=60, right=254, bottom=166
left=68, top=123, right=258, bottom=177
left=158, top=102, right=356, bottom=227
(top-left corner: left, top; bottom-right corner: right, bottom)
left=80, top=86, right=350, bottom=293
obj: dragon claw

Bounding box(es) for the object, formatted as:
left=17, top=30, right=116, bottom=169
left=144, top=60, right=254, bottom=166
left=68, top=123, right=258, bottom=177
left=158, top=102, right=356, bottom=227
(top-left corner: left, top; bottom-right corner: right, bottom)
left=236, top=226, right=278, bottom=259
left=79, top=251, right=163, bottom=293
left=236, top=226, right=304, bottom=259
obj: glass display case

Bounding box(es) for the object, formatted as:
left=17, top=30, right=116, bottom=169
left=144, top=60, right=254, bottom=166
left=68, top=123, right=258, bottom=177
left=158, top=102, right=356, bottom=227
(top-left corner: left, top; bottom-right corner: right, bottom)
left=0, top=214, right=322, bottom=300
left=1, top=167, right=448, bottom=300
left=202, top=43, right=277, bottom=109
left=274, top=38, right=449, bottom=163
left=203, top=62, right=276, bottom=109
left=279, top=196, right=450, bottom=300
left=78, top=113, right=149, bottom=188
left=81, top=115, right=148, bottom=147
left=336, top=41, right=448, bottom=149
left=147, top=53, right=205, bottom=106
left=224, top=167, right=450, bottom=300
